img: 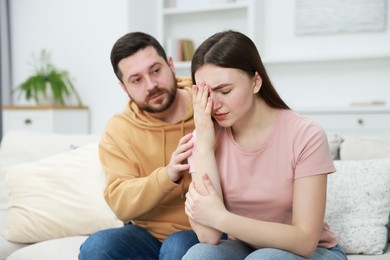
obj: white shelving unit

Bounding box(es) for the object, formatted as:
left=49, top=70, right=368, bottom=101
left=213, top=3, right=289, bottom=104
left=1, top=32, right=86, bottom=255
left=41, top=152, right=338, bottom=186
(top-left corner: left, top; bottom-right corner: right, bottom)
left=157, top=0, right=259, bottom=76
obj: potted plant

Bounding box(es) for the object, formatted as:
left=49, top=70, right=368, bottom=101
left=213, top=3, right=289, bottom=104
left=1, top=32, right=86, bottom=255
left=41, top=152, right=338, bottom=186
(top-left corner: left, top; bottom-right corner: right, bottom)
left=13, top=49, right=83, bottom=106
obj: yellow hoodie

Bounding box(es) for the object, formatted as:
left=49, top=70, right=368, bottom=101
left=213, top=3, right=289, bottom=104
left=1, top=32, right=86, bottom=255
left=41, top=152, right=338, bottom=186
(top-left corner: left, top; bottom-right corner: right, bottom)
left=99, top=77, right=194, bottom=242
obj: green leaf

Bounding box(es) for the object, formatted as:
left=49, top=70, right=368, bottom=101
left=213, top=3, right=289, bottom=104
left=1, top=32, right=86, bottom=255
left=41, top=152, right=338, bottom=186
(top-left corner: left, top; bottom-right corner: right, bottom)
left=12, top=49, right=83, bottom=106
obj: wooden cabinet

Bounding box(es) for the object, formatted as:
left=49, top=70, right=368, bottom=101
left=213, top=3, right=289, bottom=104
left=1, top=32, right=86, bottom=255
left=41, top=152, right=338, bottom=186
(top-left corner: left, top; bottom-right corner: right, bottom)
left=2, top=106, right=90, bottom=135
left=158, top=0, right=259, bottom=76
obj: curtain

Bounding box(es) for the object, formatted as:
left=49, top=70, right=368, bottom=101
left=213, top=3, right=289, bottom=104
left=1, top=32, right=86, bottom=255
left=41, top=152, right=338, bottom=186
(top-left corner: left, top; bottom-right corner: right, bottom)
left=0, top=0, right=12, bottom=139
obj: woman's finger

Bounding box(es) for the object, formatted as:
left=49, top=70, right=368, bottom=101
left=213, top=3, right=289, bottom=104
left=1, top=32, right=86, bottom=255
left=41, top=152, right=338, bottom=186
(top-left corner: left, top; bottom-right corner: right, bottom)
left=202, top=173, right=216, bottom=195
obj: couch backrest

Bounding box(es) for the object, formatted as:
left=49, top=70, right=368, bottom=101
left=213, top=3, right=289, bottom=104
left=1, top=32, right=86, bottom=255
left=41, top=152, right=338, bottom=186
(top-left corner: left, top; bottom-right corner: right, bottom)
left=0, top=130, right=101, bottom=167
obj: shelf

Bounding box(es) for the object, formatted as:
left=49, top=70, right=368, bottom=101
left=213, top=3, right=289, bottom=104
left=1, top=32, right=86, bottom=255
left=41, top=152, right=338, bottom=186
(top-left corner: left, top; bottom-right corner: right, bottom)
left=1, top=105, right=89, bottom=110
left=263, top=53, right=390, bottom=65
left=157, top=0, right=389, bottom=67
left=169, top=54, right=390, bottom=69
left=163, top=2, right=249, bottom=15
left=158, top=0, right=256, bottom=70
left=294, top=106, right=390, bottom=114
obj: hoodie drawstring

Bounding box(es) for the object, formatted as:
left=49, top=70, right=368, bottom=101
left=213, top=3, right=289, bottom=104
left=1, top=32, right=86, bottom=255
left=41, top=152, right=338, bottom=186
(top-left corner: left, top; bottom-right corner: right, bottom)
left=161, top=127, right=166, bottom=166
left=161, top=121, right=186, bottom=199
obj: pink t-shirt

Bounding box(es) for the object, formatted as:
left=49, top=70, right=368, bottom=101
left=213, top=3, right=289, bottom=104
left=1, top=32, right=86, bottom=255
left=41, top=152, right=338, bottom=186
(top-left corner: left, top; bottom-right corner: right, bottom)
left=188, top=109, right=338, bottom=248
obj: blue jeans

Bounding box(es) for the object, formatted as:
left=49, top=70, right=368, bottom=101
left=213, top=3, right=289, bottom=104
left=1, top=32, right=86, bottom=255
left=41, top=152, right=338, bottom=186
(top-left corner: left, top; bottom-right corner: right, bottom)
left=78, top=224, right=199, bottom=260
left=183, top=240, right=348, bottom=260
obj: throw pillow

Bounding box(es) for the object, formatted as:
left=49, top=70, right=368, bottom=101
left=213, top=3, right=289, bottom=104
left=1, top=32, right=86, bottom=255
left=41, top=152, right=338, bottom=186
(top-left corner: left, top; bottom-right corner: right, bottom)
left=325, top=159, right=390, bottom=255
left=340, top=135, right=390, bottom=160
left=0, top=130, right=99, bottom=212
left=326, top=133, right=343, bottom=160
left=3, top=143, right=123, bottom=243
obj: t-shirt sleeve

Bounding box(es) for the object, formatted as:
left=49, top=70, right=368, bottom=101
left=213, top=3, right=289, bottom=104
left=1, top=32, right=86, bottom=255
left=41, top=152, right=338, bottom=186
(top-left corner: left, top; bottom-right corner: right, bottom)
left=294, top=124, right=336, bottom=179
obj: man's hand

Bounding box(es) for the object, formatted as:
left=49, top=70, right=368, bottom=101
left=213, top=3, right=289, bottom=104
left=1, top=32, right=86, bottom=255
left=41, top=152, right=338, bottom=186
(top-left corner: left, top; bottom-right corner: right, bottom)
left=167, top=133, right=193, bottom=182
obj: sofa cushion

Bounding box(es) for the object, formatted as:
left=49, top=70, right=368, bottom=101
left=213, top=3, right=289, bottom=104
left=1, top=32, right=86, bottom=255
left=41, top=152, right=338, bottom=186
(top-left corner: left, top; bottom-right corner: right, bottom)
left=2, top=143, right=123, bottom=243
left=348, top=246, right=390, bottom=259
left=325, top=159, right=390, bottom=255
left=7, top=236, right=88, bottom=260
left=340, top=135, right=390, bottom=160
left=0, top=130, right=101, bottom=212
left=327, top=133, right=343, bottom=160
left=0, top=209, right=29, bottom=260
left=0, top=130, right=101, bottom=167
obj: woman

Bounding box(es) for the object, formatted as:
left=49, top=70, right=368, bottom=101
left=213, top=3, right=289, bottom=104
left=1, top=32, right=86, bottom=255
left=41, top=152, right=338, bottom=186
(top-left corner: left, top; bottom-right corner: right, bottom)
left=183, top=30, right=347, bottom=259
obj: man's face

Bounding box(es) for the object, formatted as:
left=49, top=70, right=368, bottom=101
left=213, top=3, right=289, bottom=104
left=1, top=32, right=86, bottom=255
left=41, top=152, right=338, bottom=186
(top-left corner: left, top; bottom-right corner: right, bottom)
left=118, top=46, right=177, bottom=113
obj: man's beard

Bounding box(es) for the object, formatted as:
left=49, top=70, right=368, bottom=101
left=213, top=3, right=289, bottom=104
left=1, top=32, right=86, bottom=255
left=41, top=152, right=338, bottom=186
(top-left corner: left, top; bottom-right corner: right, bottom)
left=142, top=87, right=176, bottom=113
left=130, top=76, right=178, bottom=113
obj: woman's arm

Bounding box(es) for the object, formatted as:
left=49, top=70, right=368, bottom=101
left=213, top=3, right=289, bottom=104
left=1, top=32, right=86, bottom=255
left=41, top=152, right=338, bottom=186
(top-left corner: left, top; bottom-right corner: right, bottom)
left=186, top=83, right=223, bottom=244
left=188, top=173, right=328, bottom=257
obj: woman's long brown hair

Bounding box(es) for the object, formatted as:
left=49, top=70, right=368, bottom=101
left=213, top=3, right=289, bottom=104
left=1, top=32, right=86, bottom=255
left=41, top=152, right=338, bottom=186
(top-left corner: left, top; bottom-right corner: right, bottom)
left=191, top=30, right=289, bottom=110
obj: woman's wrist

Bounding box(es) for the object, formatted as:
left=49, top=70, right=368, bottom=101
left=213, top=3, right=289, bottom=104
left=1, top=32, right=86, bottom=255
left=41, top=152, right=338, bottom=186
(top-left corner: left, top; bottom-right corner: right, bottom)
left=213, top=209, right=230, bottom=232
left=196, top=147, right=215, bottom=155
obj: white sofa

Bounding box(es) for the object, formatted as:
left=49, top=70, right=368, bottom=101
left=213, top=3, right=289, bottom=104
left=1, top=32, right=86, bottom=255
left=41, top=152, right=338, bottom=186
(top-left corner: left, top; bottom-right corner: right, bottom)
left=0, top=130, right=389, bottom=260
left=0, top=131, right=123, bottom=260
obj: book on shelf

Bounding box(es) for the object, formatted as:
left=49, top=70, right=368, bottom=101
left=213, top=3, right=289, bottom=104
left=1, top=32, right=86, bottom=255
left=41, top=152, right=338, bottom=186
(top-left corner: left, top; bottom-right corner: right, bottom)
left=166, top=38, right=195, bottom=62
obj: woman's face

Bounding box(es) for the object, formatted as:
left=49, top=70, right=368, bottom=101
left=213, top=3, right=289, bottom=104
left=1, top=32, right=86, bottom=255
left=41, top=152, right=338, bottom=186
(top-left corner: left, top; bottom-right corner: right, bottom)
left=194, top=64, right=261, bottom=128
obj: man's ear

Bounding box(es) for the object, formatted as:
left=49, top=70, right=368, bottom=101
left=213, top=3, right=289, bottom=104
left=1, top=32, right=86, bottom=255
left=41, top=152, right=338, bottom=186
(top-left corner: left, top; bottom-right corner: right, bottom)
left=253, top=72, right=262, bottom=94
left=167, top=56, right=176, bottom=75
left=119, top=82, right=128, bottom=93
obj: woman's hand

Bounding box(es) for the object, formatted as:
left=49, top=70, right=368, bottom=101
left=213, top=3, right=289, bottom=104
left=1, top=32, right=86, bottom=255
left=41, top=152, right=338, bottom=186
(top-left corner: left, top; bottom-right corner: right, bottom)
left=185, top=173, right=226, bottom=228
left=192, top=82, right=216, bottom=150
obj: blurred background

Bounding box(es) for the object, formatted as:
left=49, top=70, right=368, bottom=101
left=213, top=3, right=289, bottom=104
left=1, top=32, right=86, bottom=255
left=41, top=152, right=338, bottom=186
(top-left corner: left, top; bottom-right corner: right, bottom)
left=1, top=0, right=389, bottom=136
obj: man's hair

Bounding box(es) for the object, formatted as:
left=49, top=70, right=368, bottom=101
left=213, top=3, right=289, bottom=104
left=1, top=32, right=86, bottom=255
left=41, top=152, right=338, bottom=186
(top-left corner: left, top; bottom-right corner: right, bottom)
left=111, top=32, right=167, bottom=83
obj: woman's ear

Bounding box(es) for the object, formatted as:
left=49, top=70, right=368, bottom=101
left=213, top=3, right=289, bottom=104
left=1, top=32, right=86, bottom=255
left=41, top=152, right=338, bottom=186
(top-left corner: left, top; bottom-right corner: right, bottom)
left=253, top=72, right=262, bottom=94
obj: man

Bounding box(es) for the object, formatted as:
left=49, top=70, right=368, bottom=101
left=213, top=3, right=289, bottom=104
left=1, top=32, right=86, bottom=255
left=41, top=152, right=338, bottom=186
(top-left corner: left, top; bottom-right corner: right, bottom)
left=79, top=32, right=197, bottom=259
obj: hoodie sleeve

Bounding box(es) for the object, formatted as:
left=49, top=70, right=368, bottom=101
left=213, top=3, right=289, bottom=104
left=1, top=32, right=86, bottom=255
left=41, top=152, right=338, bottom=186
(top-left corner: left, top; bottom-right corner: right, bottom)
left=177, top=76, right=193, bottom=89
left=99, top=129, right=181, bottom=222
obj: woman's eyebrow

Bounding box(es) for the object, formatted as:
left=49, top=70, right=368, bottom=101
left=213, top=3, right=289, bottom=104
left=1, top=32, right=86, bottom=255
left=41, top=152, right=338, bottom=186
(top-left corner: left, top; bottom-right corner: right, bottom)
left=210, top=83, right=231, bottom=91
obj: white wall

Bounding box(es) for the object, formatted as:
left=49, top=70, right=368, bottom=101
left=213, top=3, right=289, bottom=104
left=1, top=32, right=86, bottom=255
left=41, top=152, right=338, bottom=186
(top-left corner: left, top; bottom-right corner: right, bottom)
left=9, top=0, right=390, bottom=134
left=260, top=0, right=390, bottom=110
left=10, top=0, right=129, bottom=134
left=266, top=58, right=390, bottom=109
left=261, top=0, right=390, bottom=62
left=130, top=0, right=390, bottom=109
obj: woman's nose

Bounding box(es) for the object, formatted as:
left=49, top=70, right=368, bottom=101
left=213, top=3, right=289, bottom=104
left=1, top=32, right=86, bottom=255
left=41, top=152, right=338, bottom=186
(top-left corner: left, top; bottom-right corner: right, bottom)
left=210, top=92, right=221, bottom=110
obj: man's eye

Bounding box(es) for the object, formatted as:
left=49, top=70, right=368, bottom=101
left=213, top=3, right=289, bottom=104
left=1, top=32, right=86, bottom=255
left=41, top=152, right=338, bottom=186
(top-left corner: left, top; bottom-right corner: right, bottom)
left=222, top=90, right=231, bottom=95
left=132, top=78, right=141, bottom=84
left=153, top=68, right=160, bottom=74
